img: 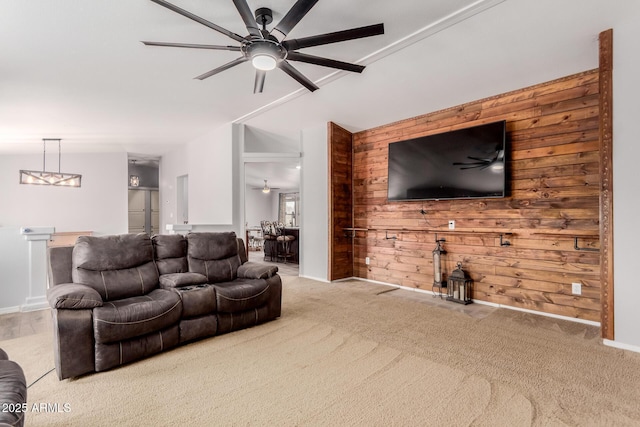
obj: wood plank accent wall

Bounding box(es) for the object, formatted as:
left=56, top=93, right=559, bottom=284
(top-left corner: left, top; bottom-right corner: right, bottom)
left=349, top=70, right=602, bottom=322
left=328, top=122, right=354, bottom=281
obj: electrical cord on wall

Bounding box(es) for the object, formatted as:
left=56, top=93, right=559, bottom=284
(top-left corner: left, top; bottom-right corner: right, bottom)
left=420, top=207, right=431, bottom=226
left=27, top=367, right=55, bottom=388
left=420, top=207, right=448, bottom=228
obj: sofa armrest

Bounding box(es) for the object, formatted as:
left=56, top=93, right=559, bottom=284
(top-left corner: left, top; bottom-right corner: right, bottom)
left=0, top=359, right=26, bottom=427
left=47, top=283, right=103, bottom=309
left=237, top=262, right=279, bottom=280
left=159, top=272, right=208, bottom=289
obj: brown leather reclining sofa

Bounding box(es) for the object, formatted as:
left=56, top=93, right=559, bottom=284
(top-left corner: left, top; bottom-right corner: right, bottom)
left=46, top=231, right=281, bottom=380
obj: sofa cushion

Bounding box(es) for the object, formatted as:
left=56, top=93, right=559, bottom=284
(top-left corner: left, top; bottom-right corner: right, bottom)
left=187, top=232, right=238, bottom=260
left=74, top=233, right=153, bottom=271
left=75, top=262, right=159, bottom=302
left=47, top=283, right=103, bottom=309
left=213, top=278, right=271, bottom=313
left=93, top=289, right=182, bottom=344
left=72, top=234, right=159, bottom=301
left=187, top=232, right=242, bottom=283
left=189, top=257, right=242, bottom=284
left=152, top=234, right=188, bottom=275
left=159, top=273, right=208, bottom=289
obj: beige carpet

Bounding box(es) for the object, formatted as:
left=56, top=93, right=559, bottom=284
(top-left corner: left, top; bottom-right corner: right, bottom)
left=3, top=277, right=640, bottom=426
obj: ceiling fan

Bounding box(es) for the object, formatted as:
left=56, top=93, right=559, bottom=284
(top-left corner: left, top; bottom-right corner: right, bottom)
left=453, top=146, right=505, bottom=171
left=142, top=0, right=384, bottom=93
left=252, top=179, right=280, bottom=193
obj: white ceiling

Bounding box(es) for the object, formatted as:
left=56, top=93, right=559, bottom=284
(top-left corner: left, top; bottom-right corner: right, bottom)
left=0, top=0, right=621, bottom=182
left=0, top=0, right=503, bottom=155
left=245, top=161, right=300, bottom=191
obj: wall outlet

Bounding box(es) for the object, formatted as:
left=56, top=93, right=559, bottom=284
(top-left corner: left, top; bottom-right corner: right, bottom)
left=448, top=220, right=455, bottom=230
left=365, top=257, right=370, bottom=265
left=572, top=282, right=582, bottom=295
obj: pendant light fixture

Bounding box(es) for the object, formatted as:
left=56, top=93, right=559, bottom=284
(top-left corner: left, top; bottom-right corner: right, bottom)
left=129, top=159, right=140, bottom=187
left=19, top=139, right=82, bottom=187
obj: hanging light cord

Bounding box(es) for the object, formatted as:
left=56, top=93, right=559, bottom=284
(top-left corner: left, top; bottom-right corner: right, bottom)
left=41, top=138, right=63, bottom=173
left=42, top=139, right=46, bottom=173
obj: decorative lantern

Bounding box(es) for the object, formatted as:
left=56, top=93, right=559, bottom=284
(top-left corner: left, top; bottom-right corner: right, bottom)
left=431, top=237, right=446, bottom=298
left=447, top=262, right=473, bottom=304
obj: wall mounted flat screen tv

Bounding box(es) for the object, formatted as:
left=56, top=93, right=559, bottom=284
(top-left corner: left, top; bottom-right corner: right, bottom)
left=387, top=120, right=507, bottom=201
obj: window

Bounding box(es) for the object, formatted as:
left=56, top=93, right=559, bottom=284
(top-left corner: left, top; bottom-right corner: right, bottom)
left=278, top=192, right=299, bottom=227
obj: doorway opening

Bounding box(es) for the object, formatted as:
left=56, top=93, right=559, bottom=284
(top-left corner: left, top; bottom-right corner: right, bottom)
left=127, top=155, right=160, bottom=235
left=244, top=160, right=300, bottom=276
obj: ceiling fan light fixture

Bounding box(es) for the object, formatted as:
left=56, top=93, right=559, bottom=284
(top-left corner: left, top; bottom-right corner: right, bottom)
left=252, top=54, right=277, bottom=71
left=261, top=179, right=271, bottom=193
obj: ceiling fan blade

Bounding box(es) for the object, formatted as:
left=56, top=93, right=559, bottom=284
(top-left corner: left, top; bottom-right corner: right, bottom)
left=232, top=0, right=262, bottom=37
left=194, top=57, right=248, bottom=80
left=149, top=0, right=245, bottom=43
left=283, top=23, right=384, bottom=50
left=286, top=51, right=365, bottom=73
left=254, top=70, right=266, bottom=93
left=272, top=0, right=320, bottom=40
left=142, top=41, right=241, bottom=51
left=278, top=61, right=319, bottom=92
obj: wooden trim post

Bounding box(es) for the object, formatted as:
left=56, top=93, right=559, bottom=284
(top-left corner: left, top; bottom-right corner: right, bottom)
left=599, top=28, right=614, bottom=340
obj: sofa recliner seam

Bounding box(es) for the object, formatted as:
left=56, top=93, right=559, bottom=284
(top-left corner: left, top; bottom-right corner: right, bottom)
left=55, top=297, right=103, bottom=306
left=216, top=283, right=270, bottom=302
left=95, top=299, right=181, bottom=325
left=100, top=271, right=109, bottom=300
left=137, top=266, right=145, bottom=295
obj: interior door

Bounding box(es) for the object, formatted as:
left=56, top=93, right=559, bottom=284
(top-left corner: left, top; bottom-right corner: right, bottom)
left=128, top=190, right=146, bottom=233
left=151, top=190, right=160, bottom=234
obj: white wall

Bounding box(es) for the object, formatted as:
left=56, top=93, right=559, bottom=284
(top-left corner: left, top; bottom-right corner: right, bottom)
left=187, top=124, right=233, bottom=225
left=0, top=227, right=28, bottom=312
left=244, top=126, right=300, bottom=153
left=160, top=123, right=243, bottom=236
left=0, top=152, right=127, bottom=234
left=612, top=3, right=640, bottom=348
left=245, top=187, right=274, bottom=228
left=0, top=151, right=127, bottom=311
left=300, top=125, right=328, bottom=281
left=159, top=144, right=187, bottom=231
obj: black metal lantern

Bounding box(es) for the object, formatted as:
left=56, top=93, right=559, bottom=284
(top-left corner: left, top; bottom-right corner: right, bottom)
left=432, top=237, right=446, bottom=298
left=447, top=262, right=473, bottom=305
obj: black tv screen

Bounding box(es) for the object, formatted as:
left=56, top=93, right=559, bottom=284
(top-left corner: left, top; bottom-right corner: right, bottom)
left=387, top=120, right=507, bottom=201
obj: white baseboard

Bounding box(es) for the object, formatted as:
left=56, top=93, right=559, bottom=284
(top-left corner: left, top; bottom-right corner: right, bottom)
left=298, top=275, right=330, bottom=283
left=21, top=296, right=49, bottom=312
left=493, top=303, right=600, bottom=327
left=341, top=277, right=600, bottom=327
left=603, top=339, right=640, bottom=354
left=0, top=306, right=20, bottom=315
